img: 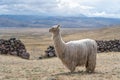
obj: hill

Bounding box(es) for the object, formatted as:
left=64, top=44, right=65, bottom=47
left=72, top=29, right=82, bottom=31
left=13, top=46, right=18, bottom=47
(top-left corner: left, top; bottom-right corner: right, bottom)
left=0, top=15, right=120, bottom=28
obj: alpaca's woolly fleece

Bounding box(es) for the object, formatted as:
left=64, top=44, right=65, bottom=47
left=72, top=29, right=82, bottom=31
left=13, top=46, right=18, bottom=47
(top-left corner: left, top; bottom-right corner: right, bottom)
left=49, top=25, right=97, bottom=73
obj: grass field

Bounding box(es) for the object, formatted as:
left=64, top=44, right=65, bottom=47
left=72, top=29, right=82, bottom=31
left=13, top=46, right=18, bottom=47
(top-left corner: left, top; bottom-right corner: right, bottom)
left=0, top=27, right=120, bottom=80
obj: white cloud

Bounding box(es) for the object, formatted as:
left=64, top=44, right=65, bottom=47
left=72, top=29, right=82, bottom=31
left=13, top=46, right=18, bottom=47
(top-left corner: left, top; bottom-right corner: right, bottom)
left=0, top=5, right=7, bottom=9
left=57, top=0, right=94, bottom=10
left=56, top=0, right=120, bottom=18
left=54, top=0, right=95, bottom=16
left=91, top=11, right=120, bottom=18
left=0, top=5, right=10, bottom=14
left=0, top=0, right=120, bottom=18
left=92, top=12, right=106, bottom=16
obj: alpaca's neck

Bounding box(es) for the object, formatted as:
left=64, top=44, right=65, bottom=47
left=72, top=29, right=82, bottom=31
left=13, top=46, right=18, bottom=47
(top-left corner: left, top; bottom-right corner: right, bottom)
left=52, top=32, right=65, bottom=57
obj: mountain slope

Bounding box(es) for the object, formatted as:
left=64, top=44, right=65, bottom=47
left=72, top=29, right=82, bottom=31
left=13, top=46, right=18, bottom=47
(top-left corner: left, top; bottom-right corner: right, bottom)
left=0, top=15, right=120, bottom=28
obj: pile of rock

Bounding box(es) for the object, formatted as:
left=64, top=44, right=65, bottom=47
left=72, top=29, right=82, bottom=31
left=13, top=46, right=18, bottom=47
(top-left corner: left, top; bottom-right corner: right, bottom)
left=0, top=38, right=30, bottom=59
left=44, top=46, right=56, bottom=57
left=96, top=39, right=120, bottom=53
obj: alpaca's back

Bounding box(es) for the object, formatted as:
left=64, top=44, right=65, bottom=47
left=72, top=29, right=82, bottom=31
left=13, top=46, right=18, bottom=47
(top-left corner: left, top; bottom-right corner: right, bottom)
left=65, top=39, right=97, bottom=66
left=66, top=39, right=97, bottom=52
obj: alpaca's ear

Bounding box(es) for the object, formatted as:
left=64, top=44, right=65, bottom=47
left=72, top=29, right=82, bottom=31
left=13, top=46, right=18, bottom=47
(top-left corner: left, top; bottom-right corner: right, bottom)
left=57, top=25, right=60, bottom=29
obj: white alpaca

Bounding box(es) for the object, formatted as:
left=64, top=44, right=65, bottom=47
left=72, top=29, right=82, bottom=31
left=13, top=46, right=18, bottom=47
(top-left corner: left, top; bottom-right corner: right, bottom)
left=49, top=25, right=97, bottom=73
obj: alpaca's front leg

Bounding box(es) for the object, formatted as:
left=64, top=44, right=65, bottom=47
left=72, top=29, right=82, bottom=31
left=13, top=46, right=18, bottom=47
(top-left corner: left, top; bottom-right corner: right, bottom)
left=70, top=66, right=75, bottom=73
left=65, top=62, right=76, bottom=73
left=66, top=65, right=75, bottom=73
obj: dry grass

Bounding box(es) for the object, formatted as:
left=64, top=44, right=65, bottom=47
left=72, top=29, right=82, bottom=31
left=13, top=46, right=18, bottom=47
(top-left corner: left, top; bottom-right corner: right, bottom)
left=0, top=27, right=120, bottom=80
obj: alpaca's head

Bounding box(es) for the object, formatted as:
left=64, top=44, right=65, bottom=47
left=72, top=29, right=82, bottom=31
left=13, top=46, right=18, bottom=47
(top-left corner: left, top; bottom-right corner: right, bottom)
left=49, top=25, right=60, bottom=34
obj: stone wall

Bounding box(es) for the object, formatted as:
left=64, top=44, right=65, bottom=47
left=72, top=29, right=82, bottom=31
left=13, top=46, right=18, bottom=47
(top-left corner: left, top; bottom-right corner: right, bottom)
left=96, top=39, right=120, bottom=53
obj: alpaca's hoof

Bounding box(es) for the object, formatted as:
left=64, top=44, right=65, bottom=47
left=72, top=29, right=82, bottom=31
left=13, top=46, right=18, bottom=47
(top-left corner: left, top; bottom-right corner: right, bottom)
left=86, top=70, right=94, bottom=73
left=70, top=71, right=74, bottom=73
left=70, top=70, right=75, bottom=73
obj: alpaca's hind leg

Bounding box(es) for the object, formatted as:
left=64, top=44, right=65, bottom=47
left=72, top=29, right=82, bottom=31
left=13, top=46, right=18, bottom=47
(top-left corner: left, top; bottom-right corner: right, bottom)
left=85, top=54, right=96, bottom=73
left=86, top=61, right=96, bottom=73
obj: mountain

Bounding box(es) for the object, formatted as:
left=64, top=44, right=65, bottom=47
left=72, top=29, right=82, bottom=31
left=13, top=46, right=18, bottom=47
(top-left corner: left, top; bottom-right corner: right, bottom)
left=0, top=15, right=120, bottom=28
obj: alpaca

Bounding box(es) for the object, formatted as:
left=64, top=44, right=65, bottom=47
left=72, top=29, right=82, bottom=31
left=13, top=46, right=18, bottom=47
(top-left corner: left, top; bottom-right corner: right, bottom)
left=49, top=25, right=97, bottom=73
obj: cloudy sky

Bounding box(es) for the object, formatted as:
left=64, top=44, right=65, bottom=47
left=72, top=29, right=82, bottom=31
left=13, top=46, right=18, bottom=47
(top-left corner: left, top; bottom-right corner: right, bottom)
left=0, top=0, right=120, bottom=18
